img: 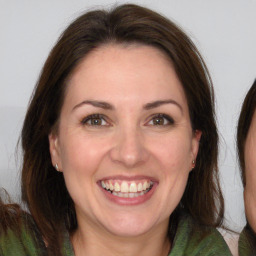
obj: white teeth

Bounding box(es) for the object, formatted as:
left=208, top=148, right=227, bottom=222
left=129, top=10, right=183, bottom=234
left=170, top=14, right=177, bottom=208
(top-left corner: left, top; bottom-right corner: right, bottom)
left=116, top=191, right=148, bottom=198
left=129, top=193, right=135, bottom=198
left=101, top=181, right=106, bottom=189
left=114, top=182, right=120, bottom=192
left=120, top=181, right=129, bottom=192
left=137, top=183, right=143, bottom=192
left=129, top=182, right=137, bottom=193
left=101, top=180, right=153, bottom=195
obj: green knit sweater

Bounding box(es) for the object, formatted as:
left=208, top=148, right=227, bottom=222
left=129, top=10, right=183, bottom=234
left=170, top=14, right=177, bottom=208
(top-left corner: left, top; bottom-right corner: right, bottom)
left=239, top=225, right=256, bottom=256
left=0, top=214, right=232, bottom=256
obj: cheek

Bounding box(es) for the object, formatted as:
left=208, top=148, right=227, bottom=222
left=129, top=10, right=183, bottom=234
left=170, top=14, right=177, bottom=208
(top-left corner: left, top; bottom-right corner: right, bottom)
left=149, top=133, right=193, bottom=204
left=244, top=146, right=256, bottom=231
left=150, top=133, right=193, bottom=171
left=60, top=132, right=106, bottom=167
left=245, top=168, right=256, bottom=200
left=245, top=149, right=256, bottom=193
left=59, top=135, right=109, bottom=208
left=59, top=134, right=109, bottom=191
left=152, top=135, right=192, bottom=219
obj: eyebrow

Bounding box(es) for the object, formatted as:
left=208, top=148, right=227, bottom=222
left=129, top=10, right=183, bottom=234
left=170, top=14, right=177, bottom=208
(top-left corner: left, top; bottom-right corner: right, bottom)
left=72, top=100, right=114, bottom=111
left=72, top=99, right=183, bottom=112
left=143, top=99, right=183, bottom=112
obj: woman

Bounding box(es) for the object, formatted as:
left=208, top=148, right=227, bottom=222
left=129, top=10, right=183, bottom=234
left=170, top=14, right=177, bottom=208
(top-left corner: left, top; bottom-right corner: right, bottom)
left=0, top=4, right=231, bottom=256
left=237, top=79, right=256, bottom=255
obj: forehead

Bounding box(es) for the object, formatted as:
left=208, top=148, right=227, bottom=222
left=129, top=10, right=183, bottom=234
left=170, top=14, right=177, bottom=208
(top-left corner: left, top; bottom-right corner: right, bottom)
left=63, top=44, right=188, bottom=110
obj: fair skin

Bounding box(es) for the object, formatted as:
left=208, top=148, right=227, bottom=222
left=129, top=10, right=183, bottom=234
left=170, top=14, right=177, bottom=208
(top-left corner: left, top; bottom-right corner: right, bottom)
left=49, top=44, right=201, bottom=256
left=244, top=110, right=256, bottom=232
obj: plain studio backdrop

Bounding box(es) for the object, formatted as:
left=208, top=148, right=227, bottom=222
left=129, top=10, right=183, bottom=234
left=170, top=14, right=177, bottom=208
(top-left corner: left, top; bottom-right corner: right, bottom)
left=1, top=0, right=256, bottom=232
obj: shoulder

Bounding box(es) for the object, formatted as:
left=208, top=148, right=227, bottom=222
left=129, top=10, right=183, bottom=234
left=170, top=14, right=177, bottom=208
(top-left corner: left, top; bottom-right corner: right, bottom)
left=239, top=225, right=256, bottom=256
left=169, top=214, right=232, bottom=256
left=0, top=208, right=46, bottom=256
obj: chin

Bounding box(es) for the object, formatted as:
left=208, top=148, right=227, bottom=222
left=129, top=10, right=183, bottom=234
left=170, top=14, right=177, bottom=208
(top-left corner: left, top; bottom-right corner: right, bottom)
left=100, top=214, right=158, bottom=237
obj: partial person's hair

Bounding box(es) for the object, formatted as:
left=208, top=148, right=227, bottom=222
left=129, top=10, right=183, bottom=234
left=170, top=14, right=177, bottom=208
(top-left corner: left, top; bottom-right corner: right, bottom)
left=237, top=79, right=256, bottom=186
left=237, top=79, right=256, bottom=250
left=1, top=4, right=223, bottom=255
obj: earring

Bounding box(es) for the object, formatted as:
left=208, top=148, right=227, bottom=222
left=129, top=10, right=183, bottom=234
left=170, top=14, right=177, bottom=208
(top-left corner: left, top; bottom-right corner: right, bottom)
left=55, top=163, right=60, bottom=172
left=192, top=160, right=196, bottom=169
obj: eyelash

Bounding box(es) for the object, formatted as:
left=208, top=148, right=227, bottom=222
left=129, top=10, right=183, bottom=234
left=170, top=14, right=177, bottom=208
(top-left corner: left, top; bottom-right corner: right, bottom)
left=147, top=114, right=174, bottom=126
left=80, top=113, right=174, bottom=127
left=80, top=114, right=109, bottom=126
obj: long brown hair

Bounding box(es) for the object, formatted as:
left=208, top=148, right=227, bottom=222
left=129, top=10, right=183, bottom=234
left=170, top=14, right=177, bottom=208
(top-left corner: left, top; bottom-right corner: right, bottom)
left=4, top=4, right=223, bottom=255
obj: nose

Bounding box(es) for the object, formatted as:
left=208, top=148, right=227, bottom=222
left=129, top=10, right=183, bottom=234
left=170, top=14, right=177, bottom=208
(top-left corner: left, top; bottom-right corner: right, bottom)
left=109, top=127, right=149, bottom=168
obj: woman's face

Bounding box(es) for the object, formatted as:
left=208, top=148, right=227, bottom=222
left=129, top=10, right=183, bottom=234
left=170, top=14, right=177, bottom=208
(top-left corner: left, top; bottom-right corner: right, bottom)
left=49, top=44, right=201, bottom=238
left=244, top=110, right=256, bottom=232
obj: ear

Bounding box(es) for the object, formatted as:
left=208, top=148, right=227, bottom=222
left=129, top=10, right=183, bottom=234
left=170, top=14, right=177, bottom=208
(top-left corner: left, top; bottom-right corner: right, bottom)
left=191, top=129, right=202, bottom=160
left=48, top=133, right=62, bottom=171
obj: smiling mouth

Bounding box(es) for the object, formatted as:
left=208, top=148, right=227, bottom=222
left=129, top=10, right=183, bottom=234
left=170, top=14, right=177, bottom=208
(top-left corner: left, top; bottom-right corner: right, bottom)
left=100, top=180, right=154, bottom=198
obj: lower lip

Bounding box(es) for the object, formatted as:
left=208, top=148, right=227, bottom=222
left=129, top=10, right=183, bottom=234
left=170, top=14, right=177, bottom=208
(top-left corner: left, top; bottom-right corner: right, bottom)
left=98, top=183, right=157, bottom=206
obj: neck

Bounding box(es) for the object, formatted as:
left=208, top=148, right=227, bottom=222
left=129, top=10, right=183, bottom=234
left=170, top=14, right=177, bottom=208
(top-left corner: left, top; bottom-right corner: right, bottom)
left=71, top=220, right=171, bottom=256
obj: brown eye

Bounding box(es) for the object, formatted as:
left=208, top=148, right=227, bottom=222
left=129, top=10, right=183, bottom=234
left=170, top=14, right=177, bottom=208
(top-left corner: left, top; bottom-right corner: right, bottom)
left=147, top=114, right=174, bottom=126
left=90, top=117, right=103, bottom=125
left=152, top=116, right=165, bottom=125
left=81, top=114, right=108, bottom=126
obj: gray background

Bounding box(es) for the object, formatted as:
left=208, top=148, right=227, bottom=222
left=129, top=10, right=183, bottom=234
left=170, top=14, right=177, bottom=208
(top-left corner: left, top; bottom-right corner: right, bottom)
left=1, top=0, right=256, bottom=232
